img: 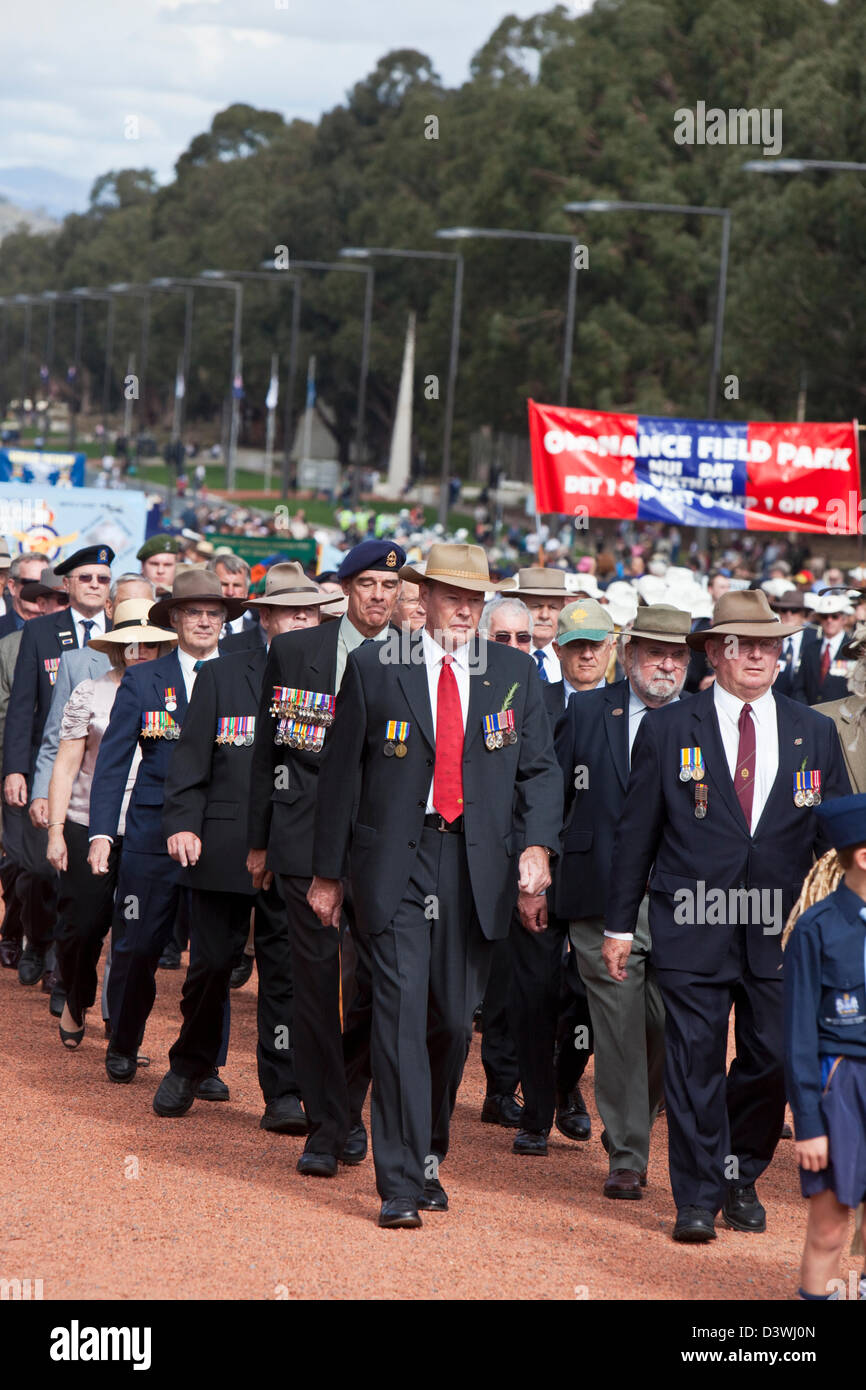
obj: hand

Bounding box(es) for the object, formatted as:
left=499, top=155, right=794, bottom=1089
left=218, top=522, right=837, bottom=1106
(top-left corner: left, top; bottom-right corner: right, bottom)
left=795, top=1135, right=829, bottom=1171
left=602, top=936, right=632, bottom=982
left=518, top=845, right=551, bottom=898
left=29, top=797, right=49, bottom=829
left=518, top=889, right=547, bottom=934
left=246, top=848, right=273, bottom=892
left=167, top=831, right=202, bottom=867
left=4, top=774, right=27, bottom=807
left=307, top=876, right=343, bottom=928
left=87, top=839, right=112, bottom=876
left=46, top=825, right=67, bottom=873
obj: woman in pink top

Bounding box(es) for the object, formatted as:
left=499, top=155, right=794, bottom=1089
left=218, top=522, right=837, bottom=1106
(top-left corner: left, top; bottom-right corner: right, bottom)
left=46, top=600, right=177, bottom=1049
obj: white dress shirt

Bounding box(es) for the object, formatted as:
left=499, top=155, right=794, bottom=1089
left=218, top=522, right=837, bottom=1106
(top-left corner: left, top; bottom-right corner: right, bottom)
left=530, top=641, right=561, bottom=684
left=819, top=630, right=847, bottom=668
left=562, top=674, right=605, bottom=708
left=177, top=644, right=220, bottom=702
left=422, top=628, right=470, bottom=813
left=713, top=681, right=778, bottom=834
left=69, top=606, right=106, bottom=646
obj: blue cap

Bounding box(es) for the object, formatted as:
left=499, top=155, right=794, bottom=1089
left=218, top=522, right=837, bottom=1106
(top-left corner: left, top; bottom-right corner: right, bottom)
left=54, top=544, right=115, bottom=575
left=336, top=540, right=406, bottom=582
left=815, top=793, right=866, bottom=850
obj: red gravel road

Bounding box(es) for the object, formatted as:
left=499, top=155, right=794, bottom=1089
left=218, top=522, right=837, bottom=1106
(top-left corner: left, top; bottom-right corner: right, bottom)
left=0, top=960, right=859, bottom=1302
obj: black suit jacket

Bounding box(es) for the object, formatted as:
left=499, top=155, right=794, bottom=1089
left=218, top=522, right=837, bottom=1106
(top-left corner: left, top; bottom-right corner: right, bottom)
left=792, top=632, right=856, bottom=706
left=684, top=617, right=712, bottom=693
left=553, top=677, right=632, bottom=920
left=220, top=623, right=266, bottom=655
left=163, top=647, right=265, bottom=894
left=0, top=610, right=23, bottom=642
left=605, top=686, right=851, bottom=978
left=773, top=626, right=819, bottom=700
left=311, top=631, right=563, bottom=940
left=2, top=608, right=86, bottom=777
left=247, top=620, right=344, bottom=877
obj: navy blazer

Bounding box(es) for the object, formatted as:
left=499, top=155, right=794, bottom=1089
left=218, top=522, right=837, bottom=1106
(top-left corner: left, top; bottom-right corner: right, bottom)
left=792, top=631, right=856, bottom=706
left=605, top=685, right=851, bottom=978
left=89, top=649, right=189, bottom=855
left=2, top=607, right=84, bottom=778
left=773, top=626, right=819, bottom=700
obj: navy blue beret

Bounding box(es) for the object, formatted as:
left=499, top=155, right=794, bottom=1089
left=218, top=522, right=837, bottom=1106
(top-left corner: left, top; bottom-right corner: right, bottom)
left=336, top=540, right=407, bottom=582
left=54, top=544, right=115, bottom=575
left=815, top=794, right=866, bottom=850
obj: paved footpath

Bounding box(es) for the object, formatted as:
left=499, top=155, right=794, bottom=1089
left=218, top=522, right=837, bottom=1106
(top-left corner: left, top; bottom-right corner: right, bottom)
left=0, top=961, right=857, bottom=1301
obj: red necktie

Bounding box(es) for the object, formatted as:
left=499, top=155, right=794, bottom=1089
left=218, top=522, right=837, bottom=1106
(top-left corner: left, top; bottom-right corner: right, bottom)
left=735, top=703, right=756, bottom=830
left=820, top=642, right=831, bottom=684
left=433, top=653, right=464, bottom=823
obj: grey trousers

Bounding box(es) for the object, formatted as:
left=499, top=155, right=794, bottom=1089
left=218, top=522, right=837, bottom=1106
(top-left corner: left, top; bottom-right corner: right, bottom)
left=569, top=897, right=665, bottom=1174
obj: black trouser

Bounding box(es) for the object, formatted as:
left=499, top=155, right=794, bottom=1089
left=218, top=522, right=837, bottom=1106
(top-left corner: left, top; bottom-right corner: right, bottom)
left=0, top=859, right=23, bottom=944
left=509, top=908, right=594, bottom=1132
left=169, top=888, right=253, bottom=1079
left=4, top=801, right=56, bottom=950
left=54, top=819, right=120, bottom=1024
left=655, top=928, right=785, bottom=1213
left=367, top=828, right=495, bottom=1202
left=107, top=850, right=183, bottom=1057
left=279, top=873, right=372, bottom=1156
left=480, top=937, right=521, bottom=1097
left=251, top=876, right=300, bottom=1104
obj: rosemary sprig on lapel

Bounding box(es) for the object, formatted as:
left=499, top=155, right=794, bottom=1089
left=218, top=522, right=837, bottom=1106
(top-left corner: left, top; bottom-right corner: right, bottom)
left=799, top=757, right=808, bottom=773
left=502, top=682, right=520, bottom=711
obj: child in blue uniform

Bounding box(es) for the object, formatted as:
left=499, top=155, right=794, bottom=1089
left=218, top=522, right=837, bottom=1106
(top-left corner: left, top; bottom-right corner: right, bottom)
left=785, top=793, right=866, bottom=1300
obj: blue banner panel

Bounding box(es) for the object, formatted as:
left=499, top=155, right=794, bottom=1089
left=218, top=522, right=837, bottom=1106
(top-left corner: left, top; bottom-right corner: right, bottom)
left=634, top=417, right=748, bottom=527
left=0, top=448, right=86, bottom=486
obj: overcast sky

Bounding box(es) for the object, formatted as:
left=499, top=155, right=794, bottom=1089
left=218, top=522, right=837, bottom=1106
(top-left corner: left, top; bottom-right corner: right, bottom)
left=0, top=0, right=593, bottom=193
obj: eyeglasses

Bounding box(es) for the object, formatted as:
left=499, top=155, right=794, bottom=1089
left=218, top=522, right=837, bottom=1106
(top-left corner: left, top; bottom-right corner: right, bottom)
left=493, top=631, right=531, bottom=645
left=72, top=573, right=111, bottom=586
left=637, top=648, right=690, bottom=666
left=178, top=607, right=224, bottom=622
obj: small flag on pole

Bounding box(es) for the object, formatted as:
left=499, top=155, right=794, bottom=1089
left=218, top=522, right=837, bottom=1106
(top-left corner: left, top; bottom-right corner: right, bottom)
left=175, top=367, right=185, bottom=400
left=266, top=373, right=279, bottom=411
left=232, top=372, right=245, bottom=400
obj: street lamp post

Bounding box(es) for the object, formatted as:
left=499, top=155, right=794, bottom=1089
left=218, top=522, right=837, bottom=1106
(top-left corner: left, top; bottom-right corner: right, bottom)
left=563, top=200, right=732, bottom=420
left=70, top=287, right=118, bottom=432
left=340, top=245, right=464, bottom=528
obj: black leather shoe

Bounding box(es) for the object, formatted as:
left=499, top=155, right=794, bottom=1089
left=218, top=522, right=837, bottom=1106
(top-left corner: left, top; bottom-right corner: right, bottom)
left=600, top=1129, right=647, bottom=1185
left=229, top=953, right=254, bottom=989
left=260, top=1096, right=308, bottom=1134
left=673, top=1206, right=717, bottom=1243
left=722, top=1182, right=766, bottom=1233
left=105, top=1045, right=137, bottom=1083
left=18, top=948, right=45, bottom=986
left=158, top=942, right=181, bottom=970
left=378, top=1198, right=422, bottom=1229
left=512, top=1128, right=548, bottom=1156
left=0, top=938, right=22, bottom=969
left=555, top=1085, right=591, bottom=1141
left=196, top=1070, right=229, bottom=1101
left=481, top=1092, right=524, bottom=1128
left=418, top=1178, right=448, bottom=1211
left=297, top=1151, right=338, bottom=1178
left=153, top=1068, right=199, bottom=1117
left=339, top=1123, right=368, bottom=1165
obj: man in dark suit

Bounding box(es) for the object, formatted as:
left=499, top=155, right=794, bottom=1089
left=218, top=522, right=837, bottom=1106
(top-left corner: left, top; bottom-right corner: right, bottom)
left=792, top=593, right=856, bottom=705
left=770, top=590, right=819, bottom=698
left=246, top=539, right=405, bottom=1179
left=684, top=571, right=731, bottom=693
left=156, top=564, right=330, bottom=1128
left=89, top=568, right=246, bottom=1083
left=555, top=603, right=691, bottom=1198
left=309, top=543, right=563, bottom=1228
left=605, top=589, right=851, bottom=1242
left=0, top=551, right=47, bottom=640
left=2, top=544, right=114, bottom=985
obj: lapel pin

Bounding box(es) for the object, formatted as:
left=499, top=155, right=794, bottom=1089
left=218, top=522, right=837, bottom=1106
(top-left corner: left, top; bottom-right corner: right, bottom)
left=611, top=708, right=623, bottom=716
left=794, top=737, right=803, bottom=746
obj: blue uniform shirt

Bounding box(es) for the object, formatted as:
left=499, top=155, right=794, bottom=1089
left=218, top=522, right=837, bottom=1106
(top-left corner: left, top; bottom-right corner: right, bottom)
left=784, top=881, right=866, bottom=1140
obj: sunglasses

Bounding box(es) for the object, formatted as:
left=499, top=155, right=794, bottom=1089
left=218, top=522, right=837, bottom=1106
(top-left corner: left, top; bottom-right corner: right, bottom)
left=71, top=573, right=111, bottom=586
left=493, top=631, right=532, bottom=644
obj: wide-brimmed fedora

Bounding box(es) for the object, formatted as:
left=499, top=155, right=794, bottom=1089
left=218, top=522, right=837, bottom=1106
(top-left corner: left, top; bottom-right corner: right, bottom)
left=770, top=588, right=810, bottom=612
left=400, top=543, right=514, bottom=594
left=513, top=566, right=569, bottom=598
left=686, top=589, right=801, bottom=649
left=149, top=567, right=247, bottom=628
left=245, top=562, right=329, bottom=609
left=88, top=599, right=178, bottom=654
left=624, top=603, right=692, bottom=645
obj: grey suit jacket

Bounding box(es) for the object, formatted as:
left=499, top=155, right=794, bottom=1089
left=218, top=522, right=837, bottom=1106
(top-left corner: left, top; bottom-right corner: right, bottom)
left=814, top=692, right=866, bottom=795
left=31, top=647, right=111, bottom=800
left=0, top=628, right=24, bottom=752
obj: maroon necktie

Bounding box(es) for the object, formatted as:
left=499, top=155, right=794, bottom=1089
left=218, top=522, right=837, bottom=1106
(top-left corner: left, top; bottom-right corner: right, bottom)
left=735, top=703, right=756, bottom=830
left=820, top=642, right=831, bottom=684
left=433, top=653, right=464, bottom=823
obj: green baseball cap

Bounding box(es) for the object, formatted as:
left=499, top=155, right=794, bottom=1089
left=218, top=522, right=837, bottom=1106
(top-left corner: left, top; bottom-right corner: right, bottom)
left=556, top=598, right=614, bottom=645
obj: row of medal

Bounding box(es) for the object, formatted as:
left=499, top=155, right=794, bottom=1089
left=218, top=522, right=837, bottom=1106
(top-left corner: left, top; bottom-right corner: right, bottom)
left=44, top=657, right=60, bottom=687
left=141, top=712, right=180, bottom=740
left=274, top=719, right=325, bottom=751
left=215, top=716, right=255, bottom=747
left=678, top=747, right=705, bottom=782
left=484, top=711, right=517, bottom=751
left=383, top=720, right=409, bottom=758
left=269, top=686, right=335, bottom=727
left=793, top=771, right=822, bottom=806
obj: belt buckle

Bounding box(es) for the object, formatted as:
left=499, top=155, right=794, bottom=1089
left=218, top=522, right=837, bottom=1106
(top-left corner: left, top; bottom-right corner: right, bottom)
left=436, top=815, right=449, bottom=833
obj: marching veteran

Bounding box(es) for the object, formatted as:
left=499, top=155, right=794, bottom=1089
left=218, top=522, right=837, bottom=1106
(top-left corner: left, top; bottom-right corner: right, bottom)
left=309, top=543, right=563, bottom=1229
left=605, top=589, right=850, bottom=1243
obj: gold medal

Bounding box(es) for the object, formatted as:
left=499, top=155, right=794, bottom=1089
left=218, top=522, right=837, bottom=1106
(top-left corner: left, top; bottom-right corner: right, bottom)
left=395, top=742, right=407, bottom=758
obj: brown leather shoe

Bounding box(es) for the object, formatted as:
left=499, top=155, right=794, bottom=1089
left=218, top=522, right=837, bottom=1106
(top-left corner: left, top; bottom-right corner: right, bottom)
left=603, top=1168, right=643, bottom=1200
